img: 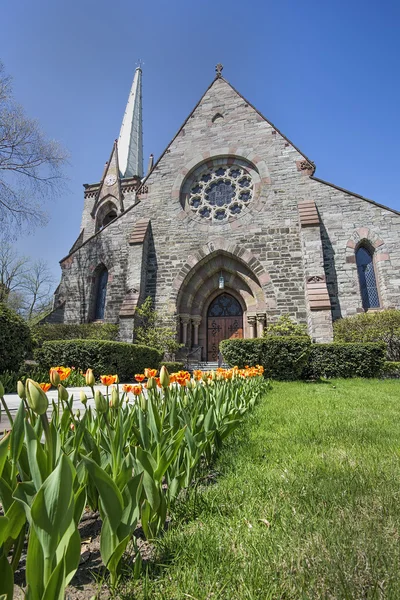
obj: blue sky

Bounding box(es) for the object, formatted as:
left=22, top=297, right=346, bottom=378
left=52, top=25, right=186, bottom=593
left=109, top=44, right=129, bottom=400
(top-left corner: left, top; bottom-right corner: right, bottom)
left=2, top=0, right=400, bottom=282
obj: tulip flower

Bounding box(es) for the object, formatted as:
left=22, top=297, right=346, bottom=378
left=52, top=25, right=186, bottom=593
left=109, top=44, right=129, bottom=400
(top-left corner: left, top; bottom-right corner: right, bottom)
left=49, top=368, right=61, bottom=387
left=58, top=384, right=69, bottom=401
left=94, top=389, right=108, bottom=413
left=80, top=390, right=88, bottom=405
left=17, top=380, right=26, bottom=400
left=144, top=368, right=158, bottom=378
left=39, top=383, right=51, bottom=392
left=160, top=365, right=170, bottom=388
left=146, top=377, right=156, bottom=390
left=110, top=386, right=120, bottom=409
left=100, top=375, right=118, bottom=387
left=26, top=379, right=49, bottom=415
left=85, top=368, right=96, bottom=387
left=135, top=374, right=145, bottom=382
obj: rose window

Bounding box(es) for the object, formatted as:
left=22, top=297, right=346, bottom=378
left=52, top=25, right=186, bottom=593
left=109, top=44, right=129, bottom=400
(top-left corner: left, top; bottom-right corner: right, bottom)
left=187, top=165, right=253, bottom=221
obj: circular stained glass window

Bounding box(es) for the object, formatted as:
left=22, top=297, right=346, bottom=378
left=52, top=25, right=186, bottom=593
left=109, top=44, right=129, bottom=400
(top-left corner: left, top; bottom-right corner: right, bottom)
left=186, top=164, right=253, bottom=221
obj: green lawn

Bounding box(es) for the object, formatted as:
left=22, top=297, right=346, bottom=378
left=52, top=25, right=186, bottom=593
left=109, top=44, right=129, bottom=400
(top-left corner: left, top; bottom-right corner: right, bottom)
left=123, top=379, right=400, bottom=600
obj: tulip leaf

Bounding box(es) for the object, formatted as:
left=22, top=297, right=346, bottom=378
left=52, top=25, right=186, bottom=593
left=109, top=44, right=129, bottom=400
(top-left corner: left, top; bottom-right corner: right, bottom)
left=0, top=500, right=25, bottom=544
left=24, top=421, right=48, bottom=490
left=30, top=453, right=75, bottom=559
left=100, top=517, right=118, bottom=568
left=0, top=554, right=13, bottom=600
left=142, top=471, right=160, bottom=512
left=56, top=520, right=81, bottom=586
left=0, top=432, right=11, bottom=479
left=0, top=478, right=13, bottom=513
left=9, top=401, right=24, bottom=466
left=42, top=554, right=66, bottom=600
left=138, top=409, right=150, bottom=450
left=81, top=456, right=123, bottom=531
left=154, top=427, right=186, bottom=482
left=106, top=533, right=131, bottom=586
left=25, top=526, right=45, bottom=600
left=140, top=498, right=152, bottom=540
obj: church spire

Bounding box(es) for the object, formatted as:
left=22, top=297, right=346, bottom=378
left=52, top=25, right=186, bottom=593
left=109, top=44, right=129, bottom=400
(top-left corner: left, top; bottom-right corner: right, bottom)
left=118, top=66, right=143, bottom=179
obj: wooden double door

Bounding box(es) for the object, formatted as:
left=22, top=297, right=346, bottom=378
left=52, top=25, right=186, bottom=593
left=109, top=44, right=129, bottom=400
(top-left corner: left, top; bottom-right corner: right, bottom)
left=206, top=294, right=243, bottom=361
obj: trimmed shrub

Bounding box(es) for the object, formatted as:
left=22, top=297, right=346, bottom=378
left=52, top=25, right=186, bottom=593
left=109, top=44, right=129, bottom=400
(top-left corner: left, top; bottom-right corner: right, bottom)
left=381, top=361, right=400, bottom=379
left=220, top=336, right=311, bottom=381
left=264, top=314, right=309, bottom=338
left=333, top=310, right=400, bottom=360
left=160, top=361, right=185, bottom=373
left=31, top=322, right=119, bottom=347
left=35, top=339, right=163, bottom=382
left=0, top=303, right=32, bottom=373
left=305, top=342, right=386, bottom=379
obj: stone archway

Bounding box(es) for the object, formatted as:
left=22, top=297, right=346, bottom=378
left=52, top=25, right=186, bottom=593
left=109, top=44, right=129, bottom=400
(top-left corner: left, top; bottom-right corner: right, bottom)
left=174, top=247, right=271, bottom=361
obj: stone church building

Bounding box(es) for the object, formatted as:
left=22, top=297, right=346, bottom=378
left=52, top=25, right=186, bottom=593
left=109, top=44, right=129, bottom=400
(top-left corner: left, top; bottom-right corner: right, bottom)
left=49, top=64, right=400, bottom=361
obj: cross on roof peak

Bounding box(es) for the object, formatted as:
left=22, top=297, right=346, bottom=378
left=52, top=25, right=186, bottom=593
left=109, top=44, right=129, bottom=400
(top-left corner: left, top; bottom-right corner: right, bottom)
left=215, top=63, right=223, bottom=77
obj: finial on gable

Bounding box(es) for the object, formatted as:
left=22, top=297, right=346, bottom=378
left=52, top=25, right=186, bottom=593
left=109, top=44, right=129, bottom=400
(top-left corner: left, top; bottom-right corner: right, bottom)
left=215, top=63, right=223, bottom=77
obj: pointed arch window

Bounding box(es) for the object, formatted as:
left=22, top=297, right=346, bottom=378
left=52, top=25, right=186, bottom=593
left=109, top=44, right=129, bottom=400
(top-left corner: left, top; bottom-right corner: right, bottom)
left=356, top=246, right=380, bottom=309
left=94, top=267, right=108, bottom=320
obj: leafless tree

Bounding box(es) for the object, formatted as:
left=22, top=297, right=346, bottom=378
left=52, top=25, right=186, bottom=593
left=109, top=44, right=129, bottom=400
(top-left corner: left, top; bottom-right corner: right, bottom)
left=0, top=61, right=68, bottom=235
left=0, top=241, right=54, bottom=319
left=20, top=258, right=54, bottom=319
left=0, top=241, right=29, bottom=302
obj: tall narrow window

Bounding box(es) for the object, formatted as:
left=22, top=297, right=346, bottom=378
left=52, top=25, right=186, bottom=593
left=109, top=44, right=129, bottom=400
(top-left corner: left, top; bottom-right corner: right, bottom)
left=356, top=246, right=379, bottom=309
left=94, top=267, right=108, bottom=320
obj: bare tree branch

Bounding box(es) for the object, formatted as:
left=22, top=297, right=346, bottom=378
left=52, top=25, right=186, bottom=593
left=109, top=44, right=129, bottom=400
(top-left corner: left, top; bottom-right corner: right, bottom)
left=0, top=61, right=69, bottom=236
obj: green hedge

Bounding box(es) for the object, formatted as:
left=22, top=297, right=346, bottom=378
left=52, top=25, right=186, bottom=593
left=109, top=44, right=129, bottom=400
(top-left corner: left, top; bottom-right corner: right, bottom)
left=35, top=339, right=163, bottom=382
left=220, top=336, right=311, bottom=381
left=31, top=322, right=119, bottom=347
left=0, top=303, right=32, bottom=372
left=220, top=337, right=386, bottom=380
left=305, top=342, right=386, bottom=379
left=381, top=361, right=400, bottom=378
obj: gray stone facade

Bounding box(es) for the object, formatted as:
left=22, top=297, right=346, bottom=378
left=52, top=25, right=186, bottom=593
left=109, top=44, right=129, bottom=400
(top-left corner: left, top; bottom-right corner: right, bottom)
left=49, top=73, right=400, bottom=358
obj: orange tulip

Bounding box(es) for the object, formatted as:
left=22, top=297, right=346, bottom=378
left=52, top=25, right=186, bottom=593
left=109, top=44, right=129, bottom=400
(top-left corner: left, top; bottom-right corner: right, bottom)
left=132, top=384, right=142, bottom=396
left=144, top=368, right=158, bottom=378
left=51, top=366, right=71, bottom=381
left=39, top=382, right=51, bottom=392
left=100, top=375, right=118, bottom=386
left=122, top=384, right=133, bottom=393
left=135, top=374, right=145, bottom=382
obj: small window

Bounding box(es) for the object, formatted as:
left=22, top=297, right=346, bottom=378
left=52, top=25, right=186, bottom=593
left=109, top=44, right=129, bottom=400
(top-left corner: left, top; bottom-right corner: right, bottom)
left=94, top=267, right=108, bottom=320
left=356, top=246, right=379, bottom=309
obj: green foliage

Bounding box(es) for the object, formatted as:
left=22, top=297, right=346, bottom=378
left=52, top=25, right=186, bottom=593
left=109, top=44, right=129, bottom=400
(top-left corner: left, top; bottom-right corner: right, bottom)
left=0, top=367, right=265, bottom=592
left=381, top=361, right=400, bottom=378
left=264, top=314, right=309, bottom=337
left=305, top=342, right=386, bottom=379
left=31, top=322, right=119, bottom=348
left=333, top=309, right=400, bottom=360
left=221, top=336, right=311, bottom=381
left=34, top=339, right=163, bottom=381
left=160, top=361, right=185, bottom=372
left=134, top=297, right=182, bottom=356
left=0, top=302, right=31, bottom=372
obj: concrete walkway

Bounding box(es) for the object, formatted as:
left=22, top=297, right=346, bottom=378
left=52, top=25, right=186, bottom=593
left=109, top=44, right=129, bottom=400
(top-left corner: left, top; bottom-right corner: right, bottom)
left=1, top=385, right=110, bottom=432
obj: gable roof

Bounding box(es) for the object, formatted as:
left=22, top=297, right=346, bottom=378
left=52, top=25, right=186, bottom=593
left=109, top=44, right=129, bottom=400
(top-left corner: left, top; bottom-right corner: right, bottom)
left=61, top=73, right=400, bottom=263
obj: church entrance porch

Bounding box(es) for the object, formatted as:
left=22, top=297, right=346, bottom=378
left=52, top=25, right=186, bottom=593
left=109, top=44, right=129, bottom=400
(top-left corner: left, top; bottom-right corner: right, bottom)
left=174, top=248, right=271, bottom=362
left=207, top=294, right=243, bottom=361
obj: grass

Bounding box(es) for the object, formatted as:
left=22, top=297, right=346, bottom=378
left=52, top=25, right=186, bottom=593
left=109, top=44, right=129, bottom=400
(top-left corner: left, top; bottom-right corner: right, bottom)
left=121, top=379, right=400, bottom=599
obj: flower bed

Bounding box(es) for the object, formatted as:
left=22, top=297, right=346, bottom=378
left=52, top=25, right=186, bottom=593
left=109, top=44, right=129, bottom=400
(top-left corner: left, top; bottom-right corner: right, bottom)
left=0, top=364, right=266, bottom=598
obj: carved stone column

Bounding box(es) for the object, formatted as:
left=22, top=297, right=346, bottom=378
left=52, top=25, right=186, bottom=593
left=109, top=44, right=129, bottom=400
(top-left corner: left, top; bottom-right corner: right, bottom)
left=180, top=314, right=190, bottom=345
left=256, top=313, right=266, bottom=337
left=247, top=315, right=257, bottom=338
left=192, top=315, right=201, bottom=346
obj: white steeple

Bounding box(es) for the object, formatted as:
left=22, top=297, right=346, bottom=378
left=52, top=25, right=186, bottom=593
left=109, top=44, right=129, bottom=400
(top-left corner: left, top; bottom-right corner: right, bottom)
left=118, top=67, right=143, bottom=179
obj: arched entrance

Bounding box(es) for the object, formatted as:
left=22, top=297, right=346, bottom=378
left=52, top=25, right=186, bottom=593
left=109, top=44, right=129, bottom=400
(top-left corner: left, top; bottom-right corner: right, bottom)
left=207, top=293, right=243, bottom=361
